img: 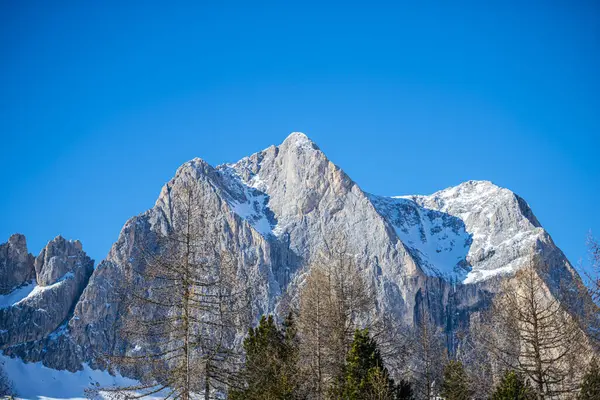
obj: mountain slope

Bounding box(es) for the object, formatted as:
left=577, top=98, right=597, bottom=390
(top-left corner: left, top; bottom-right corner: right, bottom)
left=0, top=132, right=586, bottom=384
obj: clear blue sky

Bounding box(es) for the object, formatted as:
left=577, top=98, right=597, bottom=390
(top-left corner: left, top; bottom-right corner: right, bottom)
left=1, top=1, right=598, bottom=274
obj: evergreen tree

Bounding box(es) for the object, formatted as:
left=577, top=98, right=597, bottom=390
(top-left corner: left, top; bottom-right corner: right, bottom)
left=578, top=358, right=600, bottom=400
left=340, top=328, right=395, bottom=400
left=230, top=314, right=300, bottom=400
left=281, top=312, right=301, bottom=398
left=395, top=379, right=415, bottom=400
left=491, top=371, right=535, bottom=400
left=440, top=360, right=471, bottom=400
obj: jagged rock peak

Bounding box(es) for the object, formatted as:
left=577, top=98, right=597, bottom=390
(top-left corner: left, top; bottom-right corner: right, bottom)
left=280, top=131, right=319, bottom=149
left=0, top=234, right=35, bottom=295
left=374, top=179, right=546, bottom=284
left=35, top=235, right=93, bottom=286
left=0, top=235, right=94, bottom=348
left=400, top=180, right=503, bottom=204
left=174, top=157, right=215, bottom=178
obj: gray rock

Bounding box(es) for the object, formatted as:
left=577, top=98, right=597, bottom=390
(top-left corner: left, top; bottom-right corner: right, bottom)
left=35, top=237, right=87, bottom=286
left=0, top=234, right=35, bottom=295
left=0, top=132, right=590, bottom=378
left=0, top=236, right=93, bottom=348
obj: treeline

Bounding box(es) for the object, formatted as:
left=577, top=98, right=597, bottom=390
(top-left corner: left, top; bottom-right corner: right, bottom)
left=91, top=184, right=600, bottom=400
left=231, top=314, right=600, bottom=400
left=226, top=250, right=600, bottom=400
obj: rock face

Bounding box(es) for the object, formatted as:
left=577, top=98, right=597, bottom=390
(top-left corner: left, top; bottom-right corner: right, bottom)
left=0, top=234, right=35, bottom=295
left=369, top=180, right=549, bottom=284
left=0, top=132, right=588, bottom=376
left=0, top=236, right=94, bottom=349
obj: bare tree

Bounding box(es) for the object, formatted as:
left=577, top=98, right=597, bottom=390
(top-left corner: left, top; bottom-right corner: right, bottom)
left=482, top=258, right=586, bottom=399
left=297, top=237, right=373, bottom=399
left=583, top=233, right=600, bottom=347
left=95, top=182, right=250, bottom=399
left=588, top=233, right=600, bottom=293
left=298, top=265, right=330, bottom=399
left=366, top=367, right=396, bottom=400
left=584, top=233, right=600, bottom=307
left=409, top=311, right=446, bottom=400
left=454, top=319, right=495, bottom=399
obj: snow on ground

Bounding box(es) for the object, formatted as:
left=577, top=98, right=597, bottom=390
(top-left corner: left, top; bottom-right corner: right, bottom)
left=0, top=353, right=146, bottom=400
left=1, top=352, right=215, bottom=399
left=0, top=282, right=36, bottom=309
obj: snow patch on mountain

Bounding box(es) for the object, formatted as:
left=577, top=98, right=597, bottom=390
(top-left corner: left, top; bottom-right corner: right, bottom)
left=394, top=180, right=546, bottom=284
left=369, top=195, right=472, bottom=281
left=0, top=282, right=36, bottom=309
left=217, top=165, right=275, bottom=236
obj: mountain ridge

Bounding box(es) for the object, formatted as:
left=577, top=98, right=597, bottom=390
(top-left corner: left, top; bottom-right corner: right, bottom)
left=0, top=132, right=586, bottom=386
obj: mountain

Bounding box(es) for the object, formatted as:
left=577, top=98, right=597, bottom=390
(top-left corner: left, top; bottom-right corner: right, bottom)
left=0, top=132, right=586, bottom=383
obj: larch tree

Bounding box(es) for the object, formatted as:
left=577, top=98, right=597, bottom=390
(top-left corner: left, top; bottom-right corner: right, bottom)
left=454, top=322, right=494, bottom=399
left=583, top=233, right=600, bottom=346
left=297, top=236, right=373, bottom=399
left=96, top=181, right=250, bottom=399
left=483, top=258, right=586, bottom=399
left=298, top=265, right=330, bottom=399
left=410, top=311, right=446, bottom=400
left=586, top=234, right=600, bottom=306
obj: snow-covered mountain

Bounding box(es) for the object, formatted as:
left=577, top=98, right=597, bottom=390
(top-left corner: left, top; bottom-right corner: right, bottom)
left=0, top=132, right=586, bottom=394
left=370, top=180, right=546, bottom=284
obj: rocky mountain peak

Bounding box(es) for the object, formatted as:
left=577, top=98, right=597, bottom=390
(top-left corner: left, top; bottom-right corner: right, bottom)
left=35, top=235, right=91, bottom=286
left=0, top=233, right=35, bottom=295
left=280, top=131, right=319, bottom=150
left=0, top=234, right=93, bottom=348
left=0, top=133, right=587, bottom=384
left=371, top=179, right=549, bottom=284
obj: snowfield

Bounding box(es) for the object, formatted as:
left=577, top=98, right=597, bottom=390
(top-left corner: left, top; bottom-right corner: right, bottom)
left=0, top=352, right=168, bottom=400
left=0, top=282, right=37, bottom=309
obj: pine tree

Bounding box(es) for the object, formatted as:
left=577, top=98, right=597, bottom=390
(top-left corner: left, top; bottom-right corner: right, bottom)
left=230, top=314, right=300, bottom=400
left=281, top=312, right=301, bottom=397
left=491, top=371, right=535, bottom=400
left=395, top=379, right=414, bottom=400
left=578, top=358, right=600, bottom=400
left=340, top=328, right=395, bottom=400
left=440, top=360, right=471, bottom=400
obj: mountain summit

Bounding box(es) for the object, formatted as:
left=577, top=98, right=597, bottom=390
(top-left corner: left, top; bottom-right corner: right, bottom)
left=0, top=132, right=585, bottom=387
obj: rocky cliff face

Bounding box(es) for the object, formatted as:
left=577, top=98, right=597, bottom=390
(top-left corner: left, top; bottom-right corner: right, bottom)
left=0, top=132, right=587, bottom=376
left=0, top=236, right=93, bottom=351
left=0, top=234, right=35, bottom=295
